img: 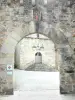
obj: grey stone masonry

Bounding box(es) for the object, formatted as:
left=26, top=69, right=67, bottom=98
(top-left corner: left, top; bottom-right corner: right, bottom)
left=0, top=0, right=75, bottom=95
left=59, top=44, right=75, bottom=94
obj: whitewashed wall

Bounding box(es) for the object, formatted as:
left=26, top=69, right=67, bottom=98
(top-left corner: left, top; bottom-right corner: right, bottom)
left=15, top=37, right=56, bottom=70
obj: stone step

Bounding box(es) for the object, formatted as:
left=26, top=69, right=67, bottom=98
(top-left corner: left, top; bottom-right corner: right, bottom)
left=25, top=63, right=57, bottom=72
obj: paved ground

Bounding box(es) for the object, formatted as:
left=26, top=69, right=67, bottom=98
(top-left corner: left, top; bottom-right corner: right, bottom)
left=0, top=69, right=75, bottom=100
left=14, top=69, right=59, bottom=91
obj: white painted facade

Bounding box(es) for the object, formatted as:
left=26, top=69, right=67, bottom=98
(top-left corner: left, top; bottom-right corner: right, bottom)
left=15, top=35, right=56, bottom=70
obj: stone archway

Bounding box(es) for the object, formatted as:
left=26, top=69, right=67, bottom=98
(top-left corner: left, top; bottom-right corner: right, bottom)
left=14, top=33, right=57, bottom=71
left=0, top=26, right=74, bottom=95
left=0, top=0, right=75, bottom=95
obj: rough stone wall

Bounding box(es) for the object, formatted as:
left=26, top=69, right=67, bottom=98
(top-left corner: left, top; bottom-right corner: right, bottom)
left=0, top=0, right=35, bottom=95
left=59, top=44, right=75, bottom=93
left=0, top=0, right=75, bottom=95
left=58, top=0, right=75, bottom=94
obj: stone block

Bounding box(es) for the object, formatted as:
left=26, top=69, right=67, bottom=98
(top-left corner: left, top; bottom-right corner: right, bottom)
left=0, top=35, right=17, bottom=53
left=20, top=0, right=24, bottom=5
left=71, top=37, right=75, bottom=44
left=0, top=63, right=13, bottom=95
left=73, top=85, right=75, bottom=93
left=65, top=74, right=73, bottom=84
left=3, top=88, right=13, bottom=95
left=24, top=10, right=33, bottom=22
left=0, top=64, right=6, bottom=72
left=60, top=84, right=73, bottom=94
left=0, top=57, right=14, bottom=64
left=0, top=32, right=7, bottom=48
left=0, top=53, right=14, bottom=58
left=19, top=6, right=24, bottom=15
left=0, top=86, right=13, bottom=95
left=9, top=32, right=21, bottom=42
left=29, top=21, right=35, bottom=33
left=0, top=66, right=7, bottom=94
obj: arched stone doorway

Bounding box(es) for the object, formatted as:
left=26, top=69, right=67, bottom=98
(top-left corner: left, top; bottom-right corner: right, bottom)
left=35, top=52, right=42, bottom=64
left=0, top=26, right=74, bottom=95
left=14, top=33, right=57, bottom=71
left=0, top=0, right=75, bottom=95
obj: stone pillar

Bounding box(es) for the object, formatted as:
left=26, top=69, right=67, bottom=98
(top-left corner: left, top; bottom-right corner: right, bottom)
left=0, top=53, right=14, bottom=95
left=0, top=35, right=17, bottom=95
left=59, top=44, right=75, bottom=94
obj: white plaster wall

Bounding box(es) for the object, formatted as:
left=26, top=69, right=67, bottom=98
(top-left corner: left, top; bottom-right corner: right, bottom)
left=16, top=37, right=56, bottom=70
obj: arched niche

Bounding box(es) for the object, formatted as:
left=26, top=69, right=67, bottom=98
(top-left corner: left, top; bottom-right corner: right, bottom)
left=35, top=52, right=42, bottom=64
left=14, top=33, right=56, bottom=70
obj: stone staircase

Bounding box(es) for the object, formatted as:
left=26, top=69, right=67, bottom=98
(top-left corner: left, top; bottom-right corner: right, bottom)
left=25, top=63, right=58, bottom=72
